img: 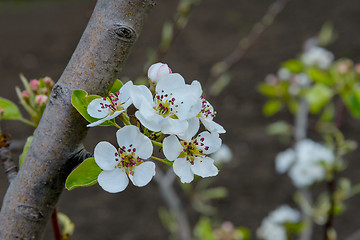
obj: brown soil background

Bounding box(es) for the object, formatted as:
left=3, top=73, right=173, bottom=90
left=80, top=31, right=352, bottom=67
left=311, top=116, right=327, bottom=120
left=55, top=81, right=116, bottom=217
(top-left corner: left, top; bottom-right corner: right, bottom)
left=1, top=0, right=360, bottom=239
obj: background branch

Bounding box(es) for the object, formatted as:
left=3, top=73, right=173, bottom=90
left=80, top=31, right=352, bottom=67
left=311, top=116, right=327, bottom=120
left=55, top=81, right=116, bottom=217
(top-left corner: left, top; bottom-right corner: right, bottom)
left=0, top=1, right=154, bottom=239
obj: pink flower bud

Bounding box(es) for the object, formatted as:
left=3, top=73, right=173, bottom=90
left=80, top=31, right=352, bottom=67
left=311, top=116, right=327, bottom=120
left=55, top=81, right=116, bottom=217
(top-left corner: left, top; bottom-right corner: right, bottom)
left=43, top=76, right=54, bottom=87
left=30, top=79, right=40, bottom=92
left=147, top=62, right=172, bottom=84
left=355, top=63, right=360, bottom=74
left=22, top=90, right=30, bottom=99
left=35, top=94, right=48, bottom=106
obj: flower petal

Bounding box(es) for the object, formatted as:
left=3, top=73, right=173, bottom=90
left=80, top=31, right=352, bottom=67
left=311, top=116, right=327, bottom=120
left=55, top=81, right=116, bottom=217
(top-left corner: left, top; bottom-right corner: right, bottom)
left=156, top=73, right=185, bottom=93
left=177, top=117, right=199, bottom=141
left=163, top=135, right=183, bottom=161
left=129, top=161, right=156, bottom=187
left=98, top=168, right=129, bottom=193
left=191, top=157, right=218, bottom=178
left=160, top=117, right=188, bottom=135
left=118, top=81, right=133, bottom=103
left=86, top=110, right=123, bottom=127
left=94, top=141, right=118, bottom=170
left=116, top=125, right=153, bottom=159
left=196, top=131, right=222, bottom=154
left=87, top=98, right=110, bottom=119
left=173, top=158, right=194, bottom=183
left=129, top=84, right=154, bottom=109
left=135, top=111, right=162, bottom=132
left=201, top=118, right=226, bottom=134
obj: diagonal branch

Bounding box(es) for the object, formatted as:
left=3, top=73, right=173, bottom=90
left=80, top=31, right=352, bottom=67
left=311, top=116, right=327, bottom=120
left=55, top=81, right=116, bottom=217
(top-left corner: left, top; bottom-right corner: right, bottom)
left=0, top=1, right=154, bottom=239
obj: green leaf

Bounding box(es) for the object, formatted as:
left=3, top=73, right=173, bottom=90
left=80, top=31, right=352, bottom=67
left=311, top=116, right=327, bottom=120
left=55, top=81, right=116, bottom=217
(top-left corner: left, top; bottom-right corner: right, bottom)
left=19, top=136, right=33, bottom=167
left=0, top=97, right=22, bottom=120
left=193, top=217, right=216, bottom=240
left=341, top=86, right=360, bottom=118
left=282, top=59, right=304, bottom=73
left=263, top=99, right=283, bottom=116
left=235, top=227, right=251, bottom=240
left=109, top=79, right=123, bottom=94
left=65, top=158, right=101, bottom=190
left=320, top=103, right=335, bottom=122
left=71, top=89, right=114, bottom=126
left=304, top=84, right=334, bottom=113
left=258, top=83, right=284, bottom=98
left=306, top=67, right=333, bottom=86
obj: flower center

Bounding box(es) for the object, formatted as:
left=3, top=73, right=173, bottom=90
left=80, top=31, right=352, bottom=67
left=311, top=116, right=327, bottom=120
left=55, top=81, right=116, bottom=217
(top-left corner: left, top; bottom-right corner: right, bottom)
left=99, top=92, right=124, bottom=114
left=178, top=137, right=209, bottom=165
left=154, top=91, right=178, bottom=119
left=114, top=144, right=142, bottom=175
left=198, top=97, right=215, bottom=119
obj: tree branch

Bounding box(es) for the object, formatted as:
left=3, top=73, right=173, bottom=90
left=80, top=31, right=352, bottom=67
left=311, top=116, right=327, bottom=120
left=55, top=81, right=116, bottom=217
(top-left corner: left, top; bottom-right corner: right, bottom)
left=0, top=135, right=17, bottom=184
left=154, top=167, right=192, bottom=240
left=0, top=1, right=154, bottom=239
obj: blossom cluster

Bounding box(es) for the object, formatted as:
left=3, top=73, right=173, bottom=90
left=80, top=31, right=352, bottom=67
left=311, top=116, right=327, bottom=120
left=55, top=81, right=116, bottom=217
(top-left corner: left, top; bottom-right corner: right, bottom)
left=257, top=205, right=301, bottom=240
left=85, top=62, right=226, bottom=193
left=275, top=139, right=335, bottom=188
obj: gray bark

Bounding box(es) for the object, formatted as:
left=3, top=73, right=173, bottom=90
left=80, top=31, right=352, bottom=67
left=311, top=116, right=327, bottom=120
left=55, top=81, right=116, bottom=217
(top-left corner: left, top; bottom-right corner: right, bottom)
left=0, top=0, right=154, bottom=239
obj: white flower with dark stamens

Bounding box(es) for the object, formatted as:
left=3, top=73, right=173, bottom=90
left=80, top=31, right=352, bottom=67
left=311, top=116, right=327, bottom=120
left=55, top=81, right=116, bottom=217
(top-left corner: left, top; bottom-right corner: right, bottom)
left=148, top=62, right=172, bottom=84
left=87, top=81, right=133, bottom=127
left=163, top=131, right=221, bottom=183
left=130, top=73, right=202, bottom=135
left=198, top=97, right=225, bottom=134
left=94, top=125, right=155, bottom=193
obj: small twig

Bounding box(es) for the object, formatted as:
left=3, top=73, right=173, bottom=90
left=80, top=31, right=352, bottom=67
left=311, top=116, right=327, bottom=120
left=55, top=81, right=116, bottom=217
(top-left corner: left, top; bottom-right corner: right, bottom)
left=51, top=207, right=62, bottom=240
left=154, top=167, right=191, bottom=240
left=204, top=0, right=289, bottom=97
left=294, top=99, right=314, bottom=240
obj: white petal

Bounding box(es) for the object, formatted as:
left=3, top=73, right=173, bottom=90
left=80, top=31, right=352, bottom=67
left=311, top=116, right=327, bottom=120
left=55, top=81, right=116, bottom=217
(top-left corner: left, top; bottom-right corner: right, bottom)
left=173, top=158, right=194, bottom=183
left=160, top=117, right=188, bottom=135
left=129, top=84, right=154, bottom=109
left=135, top=111, right=162, bottom=132
left=98, top=168, right=129, bottom=193
left=87, top=98, right=110, bottom=118
left=201, top=118, right=226, bottom=134
left=196, top=131, right=222, bottom=154
left=163, top=135, right=183, bottom=161
left=275, top=149, right=296, bottom=174
left=177, top=118, right=200, bottom=141
left=191, top=157, right=218, bottom=178
left=129, top=161, right=156, bottom=187
left=94, top=141, right=118, bottom=170
left=172, top=91, right=202, bottom=120
left=156, top=73, right=185, bottom=93
left=116, top=125, right=153, bottom=159
left=86, top=110, right=123, bottom=127
left=118, top=81, right=133, bottom=103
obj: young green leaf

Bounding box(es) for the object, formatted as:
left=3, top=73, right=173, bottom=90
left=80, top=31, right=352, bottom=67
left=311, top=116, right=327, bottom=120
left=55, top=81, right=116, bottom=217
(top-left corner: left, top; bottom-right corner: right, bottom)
left=109, top=79, right=123, bottom=94
left=0, top=97, right=22, bottom=120
left=65, top=158, right=101, bottom=190
left=305, top=84, right=333, bottom=113
left=282, top=59, right=304, bottom=73
left=263, top=99, right=283, bottom=116
left=71, top=89, right=114, bottom=126
left=19, top=136, right=33, bottom=167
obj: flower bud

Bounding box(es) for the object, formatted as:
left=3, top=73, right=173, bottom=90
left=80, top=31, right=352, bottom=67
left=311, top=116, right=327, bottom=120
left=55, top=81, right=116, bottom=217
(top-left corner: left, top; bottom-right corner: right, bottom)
left=22, top=90, right=30, bottom=99
left=30, top=79, right=40, bottom=92
left=147, top=62, right=172, bottom=84
left=35, top=94, right=48, bottom=106
left=41, top=87, right=49, bottom=95
left=355, top=63, right=360, bottom=74
left=43, top=76, right=54, bottom=87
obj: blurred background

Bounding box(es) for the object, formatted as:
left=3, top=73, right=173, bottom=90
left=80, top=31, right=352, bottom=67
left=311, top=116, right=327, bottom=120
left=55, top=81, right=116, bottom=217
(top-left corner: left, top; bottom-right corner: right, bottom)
left=1, top=0, right=360, bottom=239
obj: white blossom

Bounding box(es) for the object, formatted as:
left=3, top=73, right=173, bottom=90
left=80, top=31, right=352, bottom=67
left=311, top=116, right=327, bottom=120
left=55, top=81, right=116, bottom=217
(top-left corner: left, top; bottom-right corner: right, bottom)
left=276, top=139, right=335, bottom=187
left=130, top=73, right=202, bottom=135
left=301, top=46, right=334, bottom=70
left=94, top=125, right=155, bottom=193
left=86, top=81, right=133, bottom=127
left=163, top=131, right=221, bottom=183
left=277, top=67, right=292, bottom=80
left=257, top=205, right=301, bottom=240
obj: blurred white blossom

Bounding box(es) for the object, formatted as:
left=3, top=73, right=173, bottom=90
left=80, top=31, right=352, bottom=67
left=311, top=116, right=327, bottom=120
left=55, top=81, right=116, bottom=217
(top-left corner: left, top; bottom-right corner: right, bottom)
left=301, top=46, right=334, bottom=70
left=257, top=205, right=301, bottom=240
